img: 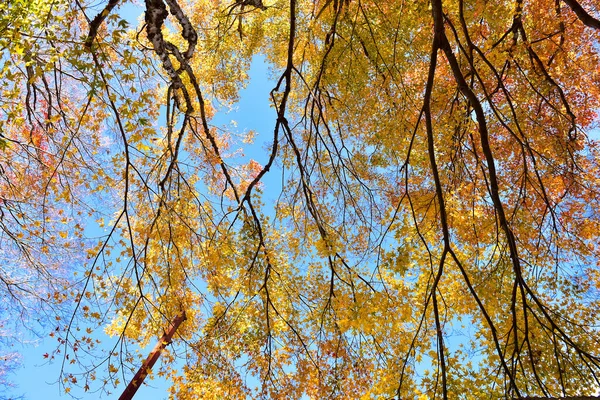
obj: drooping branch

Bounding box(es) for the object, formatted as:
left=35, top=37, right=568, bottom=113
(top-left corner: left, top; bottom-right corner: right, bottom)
left=422, top=29, right=449, bottom=400
left=430, top=0, right=600, bottom=396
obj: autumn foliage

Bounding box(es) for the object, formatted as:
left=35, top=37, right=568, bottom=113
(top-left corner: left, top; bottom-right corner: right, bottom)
left=1, top=0, right=600, bottom=398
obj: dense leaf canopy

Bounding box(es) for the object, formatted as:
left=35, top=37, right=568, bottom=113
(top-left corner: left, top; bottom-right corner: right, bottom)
left=1, top=0, right=600, bottom=398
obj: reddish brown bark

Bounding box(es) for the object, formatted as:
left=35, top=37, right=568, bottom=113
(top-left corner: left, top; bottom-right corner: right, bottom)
left=118, top=312, right=187, bottom=400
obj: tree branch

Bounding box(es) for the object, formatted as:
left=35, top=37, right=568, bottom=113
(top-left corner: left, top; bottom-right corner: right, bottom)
left=562, top=0, right=600, bottom=29
left=85, top=0, right=121, bottom=48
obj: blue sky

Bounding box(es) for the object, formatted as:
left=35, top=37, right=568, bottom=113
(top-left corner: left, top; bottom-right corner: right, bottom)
left=4, top=4, right=600, bottom=399
left=4, top=54, right=278, bottom=400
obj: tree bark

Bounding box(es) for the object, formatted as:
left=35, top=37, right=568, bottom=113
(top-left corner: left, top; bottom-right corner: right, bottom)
left=118, top=312, right=187, bottom=400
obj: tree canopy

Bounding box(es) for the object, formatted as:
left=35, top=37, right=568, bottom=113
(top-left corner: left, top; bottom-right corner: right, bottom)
left=1, top=0, right=600, bottom=398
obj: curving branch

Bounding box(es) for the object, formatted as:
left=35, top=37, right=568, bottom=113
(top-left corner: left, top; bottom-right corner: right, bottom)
left=562, top=0, right=600, bottom=29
